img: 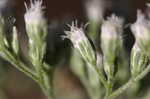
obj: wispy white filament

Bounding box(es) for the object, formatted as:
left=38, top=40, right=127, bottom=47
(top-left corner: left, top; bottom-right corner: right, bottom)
left=101, top=14, right=124, bottom=40
left=65, top=22, right=88, bottom=49
left=65, top=21, right=96, bottom=65
left=24, top=0, right=45, bottom=25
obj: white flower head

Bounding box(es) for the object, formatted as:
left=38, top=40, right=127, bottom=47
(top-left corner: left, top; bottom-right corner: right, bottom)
left=65, top=21, right=96, bottom=65
left=131, top=10, right=150, bottom=41
left=65, top=21, right=87, bottom=49
left=85, top=0, right=105, bottom=22
left=101, top=14, right=124, bottom=40
left=24, top=0, right=45, bottom=25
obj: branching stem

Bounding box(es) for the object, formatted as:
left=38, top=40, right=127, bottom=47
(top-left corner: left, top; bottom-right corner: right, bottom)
left=108, top=64, right=150, bottom=99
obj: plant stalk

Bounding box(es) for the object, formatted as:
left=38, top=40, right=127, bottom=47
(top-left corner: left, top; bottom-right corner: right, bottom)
left=108, top=64, right=150, bottom=99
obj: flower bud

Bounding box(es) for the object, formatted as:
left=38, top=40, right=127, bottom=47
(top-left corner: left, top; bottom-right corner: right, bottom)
left=24, top=0, right=47, bottom=40
left=24, top=0, right=47, bottom=66
left=131, top=10, right=150, bottom=56
left=101, top=14, right=124, bottom=78
left=65, top=22, right=96, bottom=66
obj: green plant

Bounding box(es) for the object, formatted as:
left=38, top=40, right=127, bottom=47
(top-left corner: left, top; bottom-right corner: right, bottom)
left=0, top=0, right=54, bottom=99
left=0, top=0, right=150, bottom=99
left=66, top=6, right=150, bottom=99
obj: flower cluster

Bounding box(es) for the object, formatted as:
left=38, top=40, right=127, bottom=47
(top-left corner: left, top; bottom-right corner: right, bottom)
left=0, top=0, right=150, bottom=99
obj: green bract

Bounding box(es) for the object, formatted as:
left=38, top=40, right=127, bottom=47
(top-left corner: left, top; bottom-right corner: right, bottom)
left=131, top=44, right=149, bottom=77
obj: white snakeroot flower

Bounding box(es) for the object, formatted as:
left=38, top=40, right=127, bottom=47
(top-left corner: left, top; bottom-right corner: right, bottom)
left=130, top=9, right=150, bottom=75
left=131, top=10, right=150, bottom=42
left=131, top=10, right=150, bottom=55
left=65, top=22, right=96, bottom=65
left=65, top=23, right=87, bottom=49
left=24, top=0, right=47, bottom=39
left=24, top=0, right=45, bottom=25
left=85, top=0, right=105, bottom=22
left=24, top=0, right=47, bottom=65
left=101, top=14, right=124, bottom=77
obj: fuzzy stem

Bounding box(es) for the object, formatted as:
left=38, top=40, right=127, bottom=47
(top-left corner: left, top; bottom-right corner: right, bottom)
left=93, top=65, right=108, bottom=89
left=108, top=64, right=150, bottom=99
left=37, top=65, right=54, bottom=99
left=45, top=70, right=54, bottom=99
left=4, top=49, right=54, bottom=99
left=105, top=81, right=113, bottom=99
left=4, top=50, right=39, bottom=82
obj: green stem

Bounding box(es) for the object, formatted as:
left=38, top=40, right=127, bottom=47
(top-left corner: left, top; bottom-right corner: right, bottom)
left=44, top=70, right=54, bottom=99
left=106, top=86, right=113, bottom=99
left=4, top=50, right=39, bottom=82
left=36, top=64, right=54, bottom=99
left=104, top=75, right=113, bottom=99
left=105, top=81, right=113, bottom=99
left=93, top=65, right=108, bottom=89
left=109, top=64, right=150, bottom=99
left=39, top=80, right=53, bottom=99
left=3, top=49, right=55, bottom=99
